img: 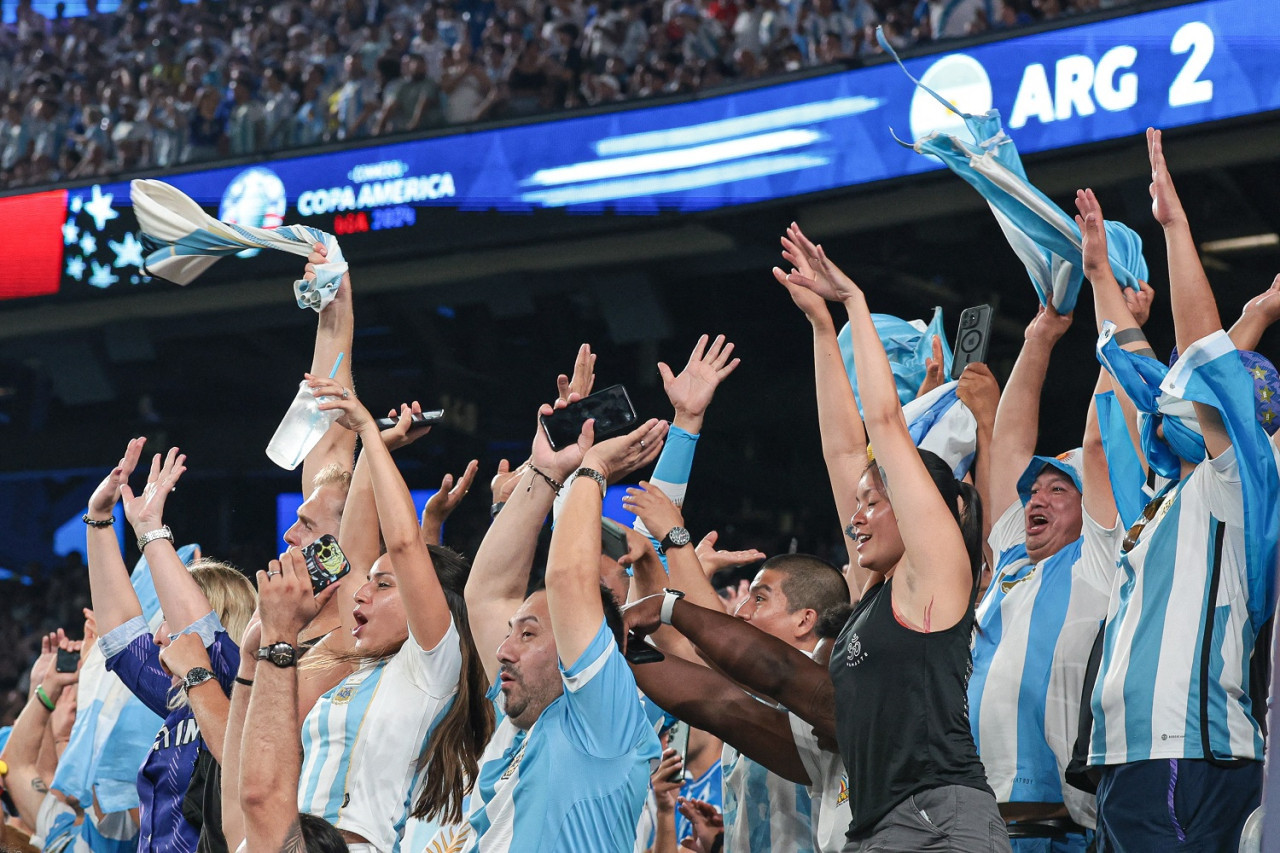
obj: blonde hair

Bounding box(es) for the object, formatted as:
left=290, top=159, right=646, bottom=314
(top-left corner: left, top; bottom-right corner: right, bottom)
left=311, top=462, right=352, bottom=494
left=165, top=559, right=257, bottom=711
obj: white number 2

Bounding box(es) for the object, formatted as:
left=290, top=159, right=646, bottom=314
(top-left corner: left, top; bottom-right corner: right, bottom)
left=1169, top=21, right=1215, bottom=107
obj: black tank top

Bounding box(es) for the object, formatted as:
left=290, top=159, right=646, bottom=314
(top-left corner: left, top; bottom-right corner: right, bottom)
left=828, top=578, right=992, bottom=837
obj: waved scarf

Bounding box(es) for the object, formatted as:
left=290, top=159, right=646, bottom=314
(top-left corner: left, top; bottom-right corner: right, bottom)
left=131, top=179, right=347, bottom=311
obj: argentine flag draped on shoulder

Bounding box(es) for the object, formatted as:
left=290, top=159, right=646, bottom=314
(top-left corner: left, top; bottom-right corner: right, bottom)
left=131, top=179, right=347, bottom=311
left=874, top=28, right=1146, bottom=315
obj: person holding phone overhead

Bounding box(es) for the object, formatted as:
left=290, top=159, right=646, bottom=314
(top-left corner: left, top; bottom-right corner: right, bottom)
left=782, top=224, right=1011, bottom=851
left=85, top=439, right=257, bottom=853
left=275, top=376, right=493, bottom=853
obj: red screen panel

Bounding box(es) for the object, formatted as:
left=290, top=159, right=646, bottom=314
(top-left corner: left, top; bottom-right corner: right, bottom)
left=0, top=189, right=67, bottom=300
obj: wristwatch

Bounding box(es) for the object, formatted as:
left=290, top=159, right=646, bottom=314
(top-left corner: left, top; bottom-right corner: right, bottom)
left=574, top=467, right=608, bottom=497
left=136, top=525, right=174, bottom=552
left=182, top=666, right=216, bottom=693
left=660, top=588, right=685, bottom=625
left=257, top=642, right=299, bottom=668
left=659, top=526, right=692, bottom=554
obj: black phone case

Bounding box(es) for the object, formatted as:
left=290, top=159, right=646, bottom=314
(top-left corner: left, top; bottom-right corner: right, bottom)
left=951, top=304, right=994, bottom=380
left=623, top=632, right=665, bottom=665
left=375, top=410, right=445, bottom=430
left=55, top=648, right=79, bottom=673
left=302, top=534, right=351, bottom=594
left=540, top=384, right=638, bottom=450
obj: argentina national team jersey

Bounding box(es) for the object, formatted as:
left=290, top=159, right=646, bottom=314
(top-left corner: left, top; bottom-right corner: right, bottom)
left=458, top=619, right=661, bottom=853
left=298, top=620, right=463, bottom=853
left=788, top=711, right=849, bottom=853
left=969, top=502, right=1120, bottom=827
left=1090, top=331, right=1280, bottom=767
left=721, top=742, right=814, bottom=853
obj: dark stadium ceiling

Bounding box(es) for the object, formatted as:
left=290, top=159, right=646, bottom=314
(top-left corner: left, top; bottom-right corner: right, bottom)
left=2, top=114, right=1280, bottom=485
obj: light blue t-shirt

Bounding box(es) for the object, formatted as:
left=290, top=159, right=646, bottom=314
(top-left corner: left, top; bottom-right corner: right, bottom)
left=460, top=619, right=662, bottom=852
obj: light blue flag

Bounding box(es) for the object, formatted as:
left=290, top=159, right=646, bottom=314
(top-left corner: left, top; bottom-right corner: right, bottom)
left=903, top=380, right=977, bottom=480
left=51, top=545, right=199, bottom=813
left=837, top=307, right=951, bottom=412
left=1094, top=390, right=1150, bottom=529
left=1095, top=322, right=1205, bottom=484
left=876, top=29, right=1145, bottom=314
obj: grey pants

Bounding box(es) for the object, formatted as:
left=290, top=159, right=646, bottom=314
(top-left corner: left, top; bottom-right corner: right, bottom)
left=842, top=785, right=1013, bottom=852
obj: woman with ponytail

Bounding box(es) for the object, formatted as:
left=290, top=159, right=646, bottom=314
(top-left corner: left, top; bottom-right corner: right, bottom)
left=289, top=378, right=493, bottom=852
left=782, top=225, right=1008, bottom=852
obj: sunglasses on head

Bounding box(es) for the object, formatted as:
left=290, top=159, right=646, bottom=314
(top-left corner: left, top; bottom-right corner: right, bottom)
left=1122, top=491, right=1168, bottom=554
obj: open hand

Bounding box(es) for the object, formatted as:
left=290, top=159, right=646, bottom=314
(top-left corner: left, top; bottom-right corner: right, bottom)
left=422, top=459, right=479, bottom=542
left=658, top=335, right=740, bottom=429
left=88, top=437, right=146, bottom=519
left=1147, top=128, right=1187, bottom=228
left=677, top=797, right=724, bottom=853
left=490, top=458, right=525, bottom=505
left=1073, top=188, right=1114, bottom=284
left=556, top=343, right=596, bottom=403
left=581, top=418, right=668, bottom=482
left=695, top=530, right=765, bottom=577
left=782, top=223, right=863, bottom=303
left=121, top=446, right=186, bottom=535
left=916, top=334, right=946, bottom=398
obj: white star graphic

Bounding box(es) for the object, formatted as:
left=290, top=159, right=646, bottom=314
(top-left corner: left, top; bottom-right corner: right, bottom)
left=109, top=232, right=145, bottom=269
left=79, top=233, right=97, bottom=256
left=69, top=195, right=83, bottom=214
left=88, top=260, right=119, bottom=289
left=83, top=185, right=119, bottom=231
left=66, top=255, right=86, bottom=281
left=62, top=220, right=80, bottom=245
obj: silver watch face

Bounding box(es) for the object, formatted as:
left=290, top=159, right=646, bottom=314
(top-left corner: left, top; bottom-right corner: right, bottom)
left=184, top=667, right=214, bottom=689
left=665, top=527, right=691, bottom=548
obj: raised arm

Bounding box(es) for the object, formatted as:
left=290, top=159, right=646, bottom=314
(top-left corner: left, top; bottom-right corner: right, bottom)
left=242, top=552, right=337, bottom=853
left=1146, top=128, right=1230, bottom=458
left=1083, top=368, right=1119, bottom=528
left=987, top=306, right=1072, bottom=518
left=220, top=614, right=260, bottom=852
left=623, top=482, right=723, bottom=615
left=955, top=362, right=1000, bottom=547
left=158, top=633, right=229, bottom=763
left=465, top=398, right=592, bottom=680
left=122, top=447, right=214, bottom=633
left=629, top=653, right=810, bottom=784
left=1227, top=275, right=1280, bottom=353
left=299, top=246, right=356, bottom=495
left=788, top=227, right=972, bottom=629
left=1, top=632, right=81, bottom=832
left=618, top=525, right=702, bottom=663
left=658, top=333, right=739, bottom=438
left=312, top=379, right=452, bottom=650
left=85, top=440, right=146, bottom=635
left=776, top=223, right=869, bottom=593
left=624, top=593, right=836, bottom=740
left=549, top=419, right=667, bottom=666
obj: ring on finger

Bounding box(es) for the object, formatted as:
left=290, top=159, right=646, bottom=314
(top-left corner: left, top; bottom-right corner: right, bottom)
left=639, top=439, right=646, bottom=448
left=342, top=388, right=351, bottom=399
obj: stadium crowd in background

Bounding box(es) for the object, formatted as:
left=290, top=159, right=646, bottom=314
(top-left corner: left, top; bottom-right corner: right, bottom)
left=0, top=0, right=1140, bottom=189
left=0, top=125, right=1277, bottom=852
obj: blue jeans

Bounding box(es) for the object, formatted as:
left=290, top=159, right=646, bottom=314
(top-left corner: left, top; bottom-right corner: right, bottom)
left=1095, top=758, right=1261, bottom=852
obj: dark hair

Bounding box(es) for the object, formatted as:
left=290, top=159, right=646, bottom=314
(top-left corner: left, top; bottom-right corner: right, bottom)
left=600, top=581, right=625, bottom=648
left=917, top=449, right=983, bottom=588
left=817, top=603, right=855, bottom=639
left=862, top=449, right=983, bottom=588
left=299, top=814, right=347, bottom=853
left=412, top=546, right=495, bottom=825
left=758, top=554, right=850, bottom=617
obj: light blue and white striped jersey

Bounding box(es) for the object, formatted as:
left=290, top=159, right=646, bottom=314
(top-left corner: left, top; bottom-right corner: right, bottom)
left=788, top=711, right=849, bottom=853
left=970, top=503, right=1120, bottom=828
left=299, top=620, right=463, bottom=853
left=721, top=744, right=815, bottom=853
left=459, top=619, right=661, bottom=853
left=1090, top=331, right=1280, bottom=766
left=632, top=756, right=723, bottom=852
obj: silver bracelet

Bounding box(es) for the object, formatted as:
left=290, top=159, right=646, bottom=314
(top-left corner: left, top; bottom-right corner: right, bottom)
left=136, top=525, right=174, bottom=552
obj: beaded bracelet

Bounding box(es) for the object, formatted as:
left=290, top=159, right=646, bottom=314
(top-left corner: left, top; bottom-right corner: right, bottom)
left=82, top=513, right=115, bottom=528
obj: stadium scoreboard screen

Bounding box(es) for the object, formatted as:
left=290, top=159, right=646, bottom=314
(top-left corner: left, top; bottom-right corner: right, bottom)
left=2, top=0, right=1278, bottom=305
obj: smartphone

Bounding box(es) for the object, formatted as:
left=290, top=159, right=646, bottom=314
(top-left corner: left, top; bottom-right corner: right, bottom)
left=375, top=410, right=445, bottom=430
left=301, top=533, right=351, bottom=595
left=55, top=648, right=79, bottom=674
left=601, top=518, right=630, bottom=562
left=539, top=385, right=638, bottom=451
left=623, top=632, right=665, bottom=665
left=951, top=304, right=994, bottom=380
left=666, top=720, right=691, bottom=784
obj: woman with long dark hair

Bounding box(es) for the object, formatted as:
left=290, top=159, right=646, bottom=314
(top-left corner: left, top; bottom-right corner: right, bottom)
left=285, top=377, right=493, bottom=853
left=783, top=224, right=1009, bottom=852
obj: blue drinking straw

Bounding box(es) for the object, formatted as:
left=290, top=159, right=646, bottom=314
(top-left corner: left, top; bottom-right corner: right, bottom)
left=329, top=352, right=344, bottom=379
